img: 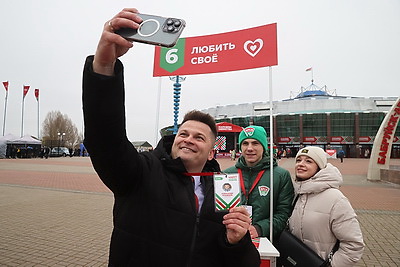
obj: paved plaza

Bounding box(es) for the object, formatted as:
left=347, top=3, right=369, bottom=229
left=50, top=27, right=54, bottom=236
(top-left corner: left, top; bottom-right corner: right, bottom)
left=0, top=156, right=399, bottom=266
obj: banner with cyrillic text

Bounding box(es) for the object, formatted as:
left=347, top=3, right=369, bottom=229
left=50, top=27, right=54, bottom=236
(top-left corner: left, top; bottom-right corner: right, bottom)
left=153, top=23, right=277, bottom=76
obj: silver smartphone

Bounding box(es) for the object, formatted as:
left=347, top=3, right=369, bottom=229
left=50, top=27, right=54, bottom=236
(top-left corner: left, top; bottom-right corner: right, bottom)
left=116, top=14, right=186, bottom=47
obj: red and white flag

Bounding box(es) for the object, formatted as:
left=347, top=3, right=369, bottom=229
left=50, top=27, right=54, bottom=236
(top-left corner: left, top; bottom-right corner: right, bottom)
left=34, top=89, right=39, bottom=101
left=2, top=81, right=8, bottom=91
left=306, top=67, right=312, bottom=71
left=23, top=85, right=30, bottom=98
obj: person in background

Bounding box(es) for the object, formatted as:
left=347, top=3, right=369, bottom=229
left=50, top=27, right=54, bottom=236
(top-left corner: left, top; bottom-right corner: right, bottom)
left=224, top=125, right=294, bottom=241
left=364, top=148, right=370, bottom=158
left=338, top=149, right=345, bottom=163
left=44, top=146, right=50, bottom=159
left=82, top=8, right=260, bottom=267
left=288, top=146, right=364, bottom=266
left=230, top=149, right=236, bottom=161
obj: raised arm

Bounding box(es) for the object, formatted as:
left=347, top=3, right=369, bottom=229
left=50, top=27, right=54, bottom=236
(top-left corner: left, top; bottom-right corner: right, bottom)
left=93, top=8, right=142, bottom=76
left=82, top=8, right=144, bottom=194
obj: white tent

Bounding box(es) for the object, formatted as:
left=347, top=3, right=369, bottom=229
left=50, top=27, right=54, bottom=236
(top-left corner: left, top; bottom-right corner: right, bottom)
left=0, top=134, right=20, bottom=158
left=0, top=134, right=41, bottom=158
left=8, top=135, right=41, bottom=145
left=0, top=133, right=19, bottom=142
left=0, top=139, right=6, bottom=158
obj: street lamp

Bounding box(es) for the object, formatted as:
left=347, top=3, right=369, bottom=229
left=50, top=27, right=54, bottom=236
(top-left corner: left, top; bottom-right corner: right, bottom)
left=57, top=132, right=65, bottom=156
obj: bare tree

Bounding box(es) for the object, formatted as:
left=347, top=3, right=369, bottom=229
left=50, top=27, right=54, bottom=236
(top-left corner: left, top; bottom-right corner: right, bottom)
left=41, top=111, right=82, bottom=148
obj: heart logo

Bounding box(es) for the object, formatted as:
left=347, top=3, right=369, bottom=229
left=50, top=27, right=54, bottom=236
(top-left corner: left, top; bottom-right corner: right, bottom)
left=244, top=39, right=263, bottom=57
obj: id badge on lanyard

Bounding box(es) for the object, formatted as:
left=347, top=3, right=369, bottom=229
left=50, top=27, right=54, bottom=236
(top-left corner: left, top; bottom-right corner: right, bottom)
left=238, top=169, right=265, bottom=203
left=238, top=169, right=266, bottom=219
left=213, top=173, right=241, bottom=212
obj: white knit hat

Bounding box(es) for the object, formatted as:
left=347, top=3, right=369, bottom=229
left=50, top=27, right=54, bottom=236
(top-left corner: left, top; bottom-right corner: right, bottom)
left=296, top=146, right=328, bottom=169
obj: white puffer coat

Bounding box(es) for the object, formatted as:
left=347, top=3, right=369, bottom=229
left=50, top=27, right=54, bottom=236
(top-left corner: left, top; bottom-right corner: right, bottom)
left=288, top=163, right=364, bottom=267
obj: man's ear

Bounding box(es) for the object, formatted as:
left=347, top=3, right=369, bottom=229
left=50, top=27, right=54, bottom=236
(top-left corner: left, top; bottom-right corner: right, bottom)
left=208, top=149, right=215, bottom=160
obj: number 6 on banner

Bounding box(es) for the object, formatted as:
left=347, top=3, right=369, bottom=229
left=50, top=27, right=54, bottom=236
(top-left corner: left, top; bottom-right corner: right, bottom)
left=157, top=38, right=186, bottom=73
left=166, top=49, right=178, bottom=64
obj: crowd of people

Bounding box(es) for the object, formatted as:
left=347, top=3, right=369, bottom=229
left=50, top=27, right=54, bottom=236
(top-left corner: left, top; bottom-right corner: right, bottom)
left=82, top=7, right=364, bottom=266
left=4, top=145, right=86, bottom=158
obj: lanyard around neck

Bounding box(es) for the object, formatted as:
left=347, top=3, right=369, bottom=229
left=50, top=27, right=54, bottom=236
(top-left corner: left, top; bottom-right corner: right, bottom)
left=184, top=172, right=216, bottom=177
left=238, top=169, right=266, bottom=202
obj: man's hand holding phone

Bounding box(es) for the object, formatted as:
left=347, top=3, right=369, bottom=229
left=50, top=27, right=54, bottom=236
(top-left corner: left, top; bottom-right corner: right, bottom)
left=93, top=8, right=185, bottom=76
left=93, top=8, right=143, bottom=76
left=116, top=14, right=185, bottom=48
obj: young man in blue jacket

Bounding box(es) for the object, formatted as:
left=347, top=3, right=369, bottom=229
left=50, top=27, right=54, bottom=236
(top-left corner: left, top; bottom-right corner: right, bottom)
left=82, top=8, right=260, bottom=267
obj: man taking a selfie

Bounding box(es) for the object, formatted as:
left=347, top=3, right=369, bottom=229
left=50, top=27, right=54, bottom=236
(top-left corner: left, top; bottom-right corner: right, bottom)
left=82, top=8, right=260, bottom=267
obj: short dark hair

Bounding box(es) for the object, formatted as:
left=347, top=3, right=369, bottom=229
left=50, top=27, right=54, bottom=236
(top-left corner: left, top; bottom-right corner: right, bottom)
left=181, top=110, right=217, bottom=139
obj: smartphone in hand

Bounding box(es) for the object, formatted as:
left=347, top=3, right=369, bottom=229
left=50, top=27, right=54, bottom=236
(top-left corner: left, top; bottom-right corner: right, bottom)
left=116, top=14, right=186, bottom=47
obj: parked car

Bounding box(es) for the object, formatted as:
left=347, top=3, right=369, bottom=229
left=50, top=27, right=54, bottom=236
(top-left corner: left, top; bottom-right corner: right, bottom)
left=50, top=147, right=70, bottom=157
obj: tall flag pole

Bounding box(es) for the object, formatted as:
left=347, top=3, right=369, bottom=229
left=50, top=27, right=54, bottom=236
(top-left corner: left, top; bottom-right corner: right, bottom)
left=268, top=66, right=274, bottom=242
left=306, top=67, right=314, bottom=83
left=2, top=81, right=9, bottom=136
left=21, top=85, right=30, bottom=137
left=35, top=89, right=40, bottom=139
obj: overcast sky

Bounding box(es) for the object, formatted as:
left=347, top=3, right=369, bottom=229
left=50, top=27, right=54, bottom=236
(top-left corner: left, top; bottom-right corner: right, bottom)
left=1, top=0, right=399, bottom=146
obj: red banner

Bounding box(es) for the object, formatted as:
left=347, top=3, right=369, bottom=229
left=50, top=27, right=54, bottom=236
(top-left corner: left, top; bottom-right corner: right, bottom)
left=216, top=122, right=243, bottom=133
left=23, top=85, right=30, bottom=98
left=2, top=81, right=8, bottom=91
left=278, top=137, right=291, bottom=143
left=153, top=23, right=277, bottom=76
left=35, top=89, right=39, bottom=101
left=359, top=136, right=372, bottom=143
left=303, top=136, right=317, bottom=143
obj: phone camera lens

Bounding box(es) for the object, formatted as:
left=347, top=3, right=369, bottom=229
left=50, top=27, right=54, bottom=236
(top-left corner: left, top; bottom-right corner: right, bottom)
left=167, top=25, right=174, bottom=32
left=167, top=19, right=173, bottom=25
left=174, top=20, right=181, bottom=27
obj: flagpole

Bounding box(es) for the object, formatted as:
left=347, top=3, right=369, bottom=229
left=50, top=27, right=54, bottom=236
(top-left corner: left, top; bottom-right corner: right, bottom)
left=2, top=81, right=8, bottom=136
left=155, top=77, right=162, bottom=147
left=268, top=66, right=274, bottom=242
left=37, top=90, right=40, bottom=139
left=2, top=90, right=7, bottom=136
left=21, top=85, right=30, bottom=137
left=37, top=97, right=40, bottom=139
left=21, top=92, right=25, bottom=137
left=311, top=68, right=314, bottom=83
left=306, top=67, right=314, bottom=83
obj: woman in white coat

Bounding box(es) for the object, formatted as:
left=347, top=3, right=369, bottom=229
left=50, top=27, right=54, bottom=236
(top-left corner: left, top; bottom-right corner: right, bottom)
left=288, top=146, right=364, bottom=266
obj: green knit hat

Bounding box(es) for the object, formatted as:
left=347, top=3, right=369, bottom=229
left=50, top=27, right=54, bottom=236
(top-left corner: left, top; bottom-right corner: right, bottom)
left=239, top=126, right=268, bottom=152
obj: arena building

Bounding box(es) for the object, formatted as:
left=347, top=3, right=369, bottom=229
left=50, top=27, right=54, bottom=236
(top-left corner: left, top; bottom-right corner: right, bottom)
left=201, top=82, right=400, bottom=159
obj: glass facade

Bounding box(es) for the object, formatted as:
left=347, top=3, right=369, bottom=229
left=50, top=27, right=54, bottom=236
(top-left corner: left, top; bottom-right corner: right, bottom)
left=277, top=115, right=299, bottom=137
left=253, top=116, right=270, bottom=131
left=359, top=112, right=385, bottom=136
left=232, top=117, right=252, bottom=127
left=303, top=114, right=327, bottom=136
left=199, top=100, right=400, bottom=158
left=330, top=113, right=355, bottom=136
left=397, top=122, right=400, bottom=136
left=215, top=118, right=231, bottom=123
left=218, top=111, right=398, bottom=147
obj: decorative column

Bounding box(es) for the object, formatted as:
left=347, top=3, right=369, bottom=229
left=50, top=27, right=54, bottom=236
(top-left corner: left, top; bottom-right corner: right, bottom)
left=170, top=76, right=186, bottom=134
